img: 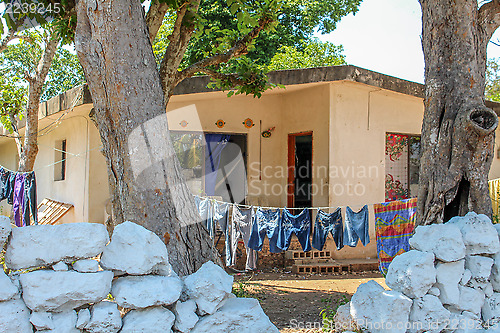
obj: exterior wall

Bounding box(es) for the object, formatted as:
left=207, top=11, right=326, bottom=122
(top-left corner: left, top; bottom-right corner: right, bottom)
left=327, top=81, right=424, bottom=260
left=0, top=105, right=102, bottom=224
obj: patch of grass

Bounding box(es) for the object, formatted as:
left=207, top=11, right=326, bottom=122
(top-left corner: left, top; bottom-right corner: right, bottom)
left=320, top=295, right=352, bottom=332
left=232, top=280, right=253, bottom=298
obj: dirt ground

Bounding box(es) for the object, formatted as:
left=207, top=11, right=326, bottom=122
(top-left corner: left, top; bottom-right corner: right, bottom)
left=233, top=270, right=386, bottom=333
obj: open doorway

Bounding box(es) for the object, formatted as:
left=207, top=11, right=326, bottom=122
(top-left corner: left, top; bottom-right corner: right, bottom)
left=288, top=132, right=313, bottom=208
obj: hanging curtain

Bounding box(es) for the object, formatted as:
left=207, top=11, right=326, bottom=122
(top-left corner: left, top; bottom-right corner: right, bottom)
left=204, top=134, right=230, bottom=196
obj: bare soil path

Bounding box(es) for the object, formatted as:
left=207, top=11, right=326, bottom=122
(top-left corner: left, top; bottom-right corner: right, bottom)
left=233, top=271, right=386, bottom=333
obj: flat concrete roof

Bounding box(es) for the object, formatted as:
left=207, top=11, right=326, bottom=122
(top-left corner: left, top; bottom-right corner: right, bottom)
left=35, top=65, right=500, bottom=118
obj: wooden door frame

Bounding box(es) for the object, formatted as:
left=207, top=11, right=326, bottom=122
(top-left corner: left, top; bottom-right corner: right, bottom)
left=287, top=131, right=313, bottom=208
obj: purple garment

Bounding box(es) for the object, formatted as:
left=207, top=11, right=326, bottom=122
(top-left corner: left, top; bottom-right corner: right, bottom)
left=12, top=173, right=25, bottom=227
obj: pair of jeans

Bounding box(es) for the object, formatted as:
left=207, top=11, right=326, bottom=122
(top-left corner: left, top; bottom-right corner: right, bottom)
left=214, top=202, right=231, bottom=266
left=312, top=208, right=344, bottom=251
left=0, top=168, right=10, bottom=202
left=248, top=208, right=282, bottom=253
left=231, top=206, right=257, bottom=270
left=278, top=208, right=312, bottom=252
left=343, top=205, right=370, bottom=247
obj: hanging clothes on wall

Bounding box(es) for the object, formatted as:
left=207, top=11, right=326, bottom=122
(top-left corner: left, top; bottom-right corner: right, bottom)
left=278, top=208, right=311, bottom=252
left=374, top=197, right=417, bottom=276
left=204, top=134, right=230, bottom=196
left=312, top=208, right=344, bottom=251
left=0, top=167, right=38, bottom=227
left=248, top=208, right=282, bottom=253
left=195, top=196, right=215, bottom=238
left=231, top=205, right=257, bottom=270
left=343, top=205, right=370, bottom=247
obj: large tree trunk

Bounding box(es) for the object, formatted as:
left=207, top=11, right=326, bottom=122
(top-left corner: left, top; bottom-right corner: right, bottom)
left=417, top=0, right=500, bottom=225
left=74, top=0, right=219, bottom=275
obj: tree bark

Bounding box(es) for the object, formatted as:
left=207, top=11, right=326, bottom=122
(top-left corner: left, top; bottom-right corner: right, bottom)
left=75, top=0, right=219, bottom=275
left=417, top=0, right=500, bottom=225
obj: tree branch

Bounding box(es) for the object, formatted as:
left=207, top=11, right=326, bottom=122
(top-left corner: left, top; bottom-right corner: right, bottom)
left=0, top=31, right=17, bottom=53
left=158, top=0, right=201, bottom=97
left=174, top=16, right=273, bottom=86
left=479, top=0, right=500, bottom=40
left=146, top=0, right=170, bottom=43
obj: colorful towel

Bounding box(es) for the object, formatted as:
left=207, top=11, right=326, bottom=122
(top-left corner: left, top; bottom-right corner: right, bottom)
left=374, top=198, right=417, bottom=275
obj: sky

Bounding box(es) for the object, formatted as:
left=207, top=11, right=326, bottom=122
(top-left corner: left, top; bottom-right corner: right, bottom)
left=317, top=0, right=500, bottom=84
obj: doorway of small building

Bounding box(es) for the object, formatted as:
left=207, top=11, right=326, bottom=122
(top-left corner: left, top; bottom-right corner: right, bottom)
left=287, top=132, right=313, bottom=208
left=213, top=134, right=247, bottom=205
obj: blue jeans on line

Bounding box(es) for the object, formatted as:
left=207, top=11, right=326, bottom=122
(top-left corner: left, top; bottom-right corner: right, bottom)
left=343, top=205, right=370, bottom=247
left=312, top=208, right=343, bottom=251
left=278, top=208, right=312, bottom=252
left=248, top=208, right=282, bottom=253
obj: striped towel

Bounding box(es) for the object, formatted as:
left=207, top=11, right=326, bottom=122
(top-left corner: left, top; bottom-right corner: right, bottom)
left=374, top=198, right=417, bottom=276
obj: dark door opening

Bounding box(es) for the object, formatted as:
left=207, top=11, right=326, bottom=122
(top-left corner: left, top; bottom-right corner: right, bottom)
left=214, top=134, right=247, bottom=204
left=288, top=132, right=313, bottom=208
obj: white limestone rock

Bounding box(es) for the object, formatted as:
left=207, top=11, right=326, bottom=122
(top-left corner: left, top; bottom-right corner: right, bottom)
left=191, top=297, right=279, bottom=333
left=448, top=212, right=500, bottom=255
left=173, top=300, right=199, bottom=333
left=52, top=261, right=69, bottom=271
left=100, top=221, right=170, bottom=275
left=483, top=293, right=500, bottom=325
left=455, top=285, right=485, bottom=316
left=30, top=311, right=54, bottom=330
left=491, top=252, right=500, bottom=292
left=85, top=301, right=122, bottom=333
left=487, top=284, right=496, bottom=298
left=350, top=280, right=412, bottom=333
left=76, top=309, right=90, bottom=330
left=410, top=224, right=466, bottom=262
left=466, top=255, right=494, bottom=282
left=121, top=306, right=175, bottom=333
left=73, top=259, right=100, bottom=273
left=408, top=294, right=451, bottom=333
left=184, top=261, right=234, bottom=315
left=0, top=268, right=19, bottom=301
left=332, top=303, right=358, bottom=332
left=20, top=270, right=113, bottom=312
left=0, top=215, right=11, bottom=247
left=447, top=312, right=484, bottom=333
left=47, top=310, right=80, bottom=333
left=385, top=250, right=436, bottom=298
left=5, top=222, right=109, bottom=270
left=428, top=287, right=441, bottom=297
left=436, top=260, right=465, bottom=306
left=112, top=275, right=182, bottom=309
left=0, top=298, right=32, bottom=333
left=462, top=269, right=473, bottom=286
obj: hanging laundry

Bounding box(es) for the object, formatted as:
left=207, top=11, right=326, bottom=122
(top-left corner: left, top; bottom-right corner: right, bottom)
left=231, top=206, right=257, bottom=270
left=0, top=167, right=10, bottom=201
left=6, top=171, right=16, bottom=205
left=312, top=208, right=344, bottom=251
left=278, top=208, right=312, bottom=252
left=343, top=205, right=370, bottom=247
left=12, top=173, right=26, bottom=227
left=22, top=172, right=37, bottom=226
left=196, top=197, right=215, bottom=238
left=213, top=202, right=231, bottom=266
left=374, top=198, right=417, bottom=276
left=248, top=208, right=282, bottom=253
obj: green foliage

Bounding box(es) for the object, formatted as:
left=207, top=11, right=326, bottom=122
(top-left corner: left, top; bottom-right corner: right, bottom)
left=171, top=133, right=203, bottom=169
left=0, top=75, right=26, bottom=133
left=268, top=38, right=346, bottom=71
left=232, top=279, right=252, bottom=298
left=487, top=58, right=500, bottom=102
left=320, top=295, right=351, bottom=332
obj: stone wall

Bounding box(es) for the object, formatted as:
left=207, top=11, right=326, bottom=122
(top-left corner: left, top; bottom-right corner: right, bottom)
left=0, top=217, right=278, bottom=332
left=335, top=212, right=500, bottom=333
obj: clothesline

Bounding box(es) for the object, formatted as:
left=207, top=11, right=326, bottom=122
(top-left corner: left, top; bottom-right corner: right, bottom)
left=196, top=195, right=386, bottom=211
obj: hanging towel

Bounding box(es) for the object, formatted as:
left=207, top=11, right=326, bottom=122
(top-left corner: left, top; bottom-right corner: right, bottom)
left=12, top=173, right=26, bottom=227
left=343, top=205, right=370, bottom=247
left=278, top=208, right=311, bottom=252
left=312, top=208, right=343, bottom=251
left=374, top=198, right=417, bottom=276
left=231, top=206, right=257, bottom=270
left=248, top=208, right=282, bottom=253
